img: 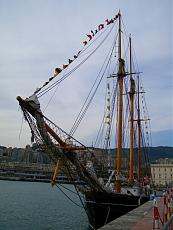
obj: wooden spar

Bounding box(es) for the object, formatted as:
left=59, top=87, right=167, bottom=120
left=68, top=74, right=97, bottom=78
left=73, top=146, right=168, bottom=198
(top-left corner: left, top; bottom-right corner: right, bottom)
left=45, top=123, right=66, bottom=146
left=16, top=96, right=85, bottom=151
left=44, top=125, right=86, bottom=151
left=116, top=12, right=124, bottom=193
left=129, top=35, right=134, bottom=182
left=137, top=75, right=141, bottom=181
left=51, top=159, right=61, bottom=186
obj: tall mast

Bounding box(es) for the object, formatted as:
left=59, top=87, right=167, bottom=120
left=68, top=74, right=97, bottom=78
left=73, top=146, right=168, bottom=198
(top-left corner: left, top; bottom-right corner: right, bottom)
left=137, top=75, right=141, bottom=181
left=116, top=11, right=125, bottom=193
left=129, top=35, right=134, bottom=182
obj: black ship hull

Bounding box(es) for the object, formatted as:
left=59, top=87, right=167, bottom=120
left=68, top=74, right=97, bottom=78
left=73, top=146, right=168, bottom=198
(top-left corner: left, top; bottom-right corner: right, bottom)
left=85, top=191, right=149, bottom=229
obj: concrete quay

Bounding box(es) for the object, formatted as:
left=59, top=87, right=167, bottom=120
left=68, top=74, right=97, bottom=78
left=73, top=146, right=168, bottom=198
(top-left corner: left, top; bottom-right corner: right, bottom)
left=99, top=197, right=165, bottom=230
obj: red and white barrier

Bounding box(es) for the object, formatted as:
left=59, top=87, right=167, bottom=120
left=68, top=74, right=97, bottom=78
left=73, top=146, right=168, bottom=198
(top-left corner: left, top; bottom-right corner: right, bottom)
left=167, top=191, right=171, bottom=219
left=163, top=192, right=168, bottom=224
left=153, top=198, right=160, bottom=229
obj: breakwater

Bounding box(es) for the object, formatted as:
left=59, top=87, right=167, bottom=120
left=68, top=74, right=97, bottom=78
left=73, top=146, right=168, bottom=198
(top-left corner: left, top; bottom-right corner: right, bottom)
left=0, top=162, right=80, bottom=184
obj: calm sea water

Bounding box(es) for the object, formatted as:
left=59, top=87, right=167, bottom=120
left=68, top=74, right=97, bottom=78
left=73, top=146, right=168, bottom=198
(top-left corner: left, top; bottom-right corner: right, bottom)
left=0, top=181, right=89, bottom=230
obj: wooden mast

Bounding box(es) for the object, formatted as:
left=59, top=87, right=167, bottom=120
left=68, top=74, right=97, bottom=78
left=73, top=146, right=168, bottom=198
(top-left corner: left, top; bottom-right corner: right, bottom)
left=137, top=75, right=141, bottom=181
left=116, top=11, right=125, bottom=193
left=129, top=35, right=134, bottom=182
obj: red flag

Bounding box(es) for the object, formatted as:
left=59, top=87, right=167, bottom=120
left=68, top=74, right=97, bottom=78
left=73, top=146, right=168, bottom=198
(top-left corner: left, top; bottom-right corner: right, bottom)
left=105, top=19, right=114, bottom=25
left=63, top=64, right=68, bottom=69
left=87, top=34, right=92, bottom=41
left=105, top=19, right=109, bottom=25
left=98, top=24, right=104, bottom=30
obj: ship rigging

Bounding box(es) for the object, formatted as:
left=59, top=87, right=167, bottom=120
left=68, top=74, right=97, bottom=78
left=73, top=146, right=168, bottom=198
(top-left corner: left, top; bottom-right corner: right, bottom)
left=17, top=11, right=152, bottom=229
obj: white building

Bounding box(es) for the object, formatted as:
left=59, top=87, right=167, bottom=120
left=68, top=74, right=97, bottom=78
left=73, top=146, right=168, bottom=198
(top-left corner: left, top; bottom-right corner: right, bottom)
left=151, top=158, right=173, bottom=186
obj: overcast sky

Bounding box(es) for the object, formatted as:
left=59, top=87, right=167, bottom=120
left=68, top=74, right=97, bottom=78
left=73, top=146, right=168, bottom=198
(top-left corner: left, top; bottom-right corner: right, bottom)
left=0, top=0, right=172, bottom=148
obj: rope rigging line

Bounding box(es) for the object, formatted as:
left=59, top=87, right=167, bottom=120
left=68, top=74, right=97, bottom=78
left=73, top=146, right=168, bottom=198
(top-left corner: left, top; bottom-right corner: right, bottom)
left=36, top=22, right=117, bottom=98
left=69, top=33, right=117, bottom=137
left=92, top=70, right=117, bottom=149
left=104, top=81, right=112, bottom=150
left=58, top=183, right=79, bottom=195
left=42, top=113, right=87, bottom=148
left=95, top=79, right=118, bottom=150
left=94, top=79, right=110, bottom=149
left=78, top=20, right=117, bottom=59
left=20, top=98, right=101, bottom=167
left=39, top=26, right=116, bottom=101
left=140, top=129, right=150, bottom=173
left=108, top=80, right=118, bottom=149
left=124, top=29, right=152, bottom=173
left=55, top=184, right=84, bottom=209
left=18, top=115, right=24, bottom=141
left=22, top=103, right=106, bottom=190
left=44, top=121, right=97, bottom=160
left=123, top=18, right=151, bottom=142
left=69, top=53, right=113, bottom=137
left=20, top=103, right=104, bottom=191
left=134, top=88, right=150, bottom=171
left=102, top=35, right=119, bottom=151
left=123, top=77, right=131, bottom=148
left=41, top=112, right=102, bottom=167
left=42, top=84, right=60, bottom=112
left=64, top=161, right=86, bottom=209
left=61, top=161, right=96, bottom=229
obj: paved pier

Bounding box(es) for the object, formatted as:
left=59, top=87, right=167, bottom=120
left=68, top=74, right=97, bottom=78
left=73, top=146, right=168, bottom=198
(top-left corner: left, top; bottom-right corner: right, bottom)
left=99, top=197, right=164, bottom=230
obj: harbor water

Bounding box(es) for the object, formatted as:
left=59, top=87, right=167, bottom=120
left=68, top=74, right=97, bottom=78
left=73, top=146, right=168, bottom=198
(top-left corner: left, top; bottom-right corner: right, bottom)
left=0, top=180, right=88, bottom=230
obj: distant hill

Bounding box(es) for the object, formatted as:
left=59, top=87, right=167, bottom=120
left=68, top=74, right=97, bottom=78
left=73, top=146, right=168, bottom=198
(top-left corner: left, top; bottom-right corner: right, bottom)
left=0, top=145, right=173, bottom=163
left=147, top=146, right=173, bottom=161
left=101, top=146, right=173, bottom=163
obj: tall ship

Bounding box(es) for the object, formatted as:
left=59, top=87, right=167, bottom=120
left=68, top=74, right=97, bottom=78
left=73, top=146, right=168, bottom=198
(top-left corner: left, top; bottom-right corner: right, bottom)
left=17, top=11, right=151, bottom=229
